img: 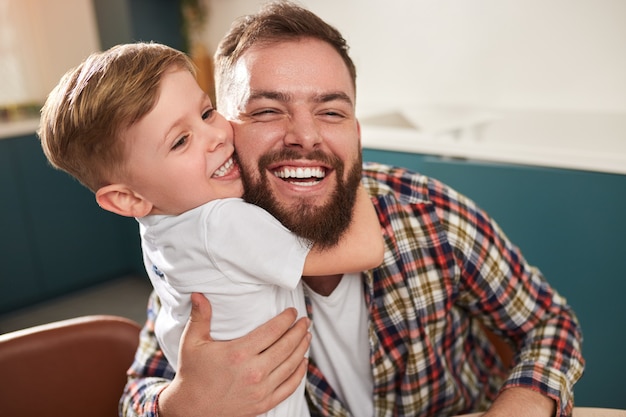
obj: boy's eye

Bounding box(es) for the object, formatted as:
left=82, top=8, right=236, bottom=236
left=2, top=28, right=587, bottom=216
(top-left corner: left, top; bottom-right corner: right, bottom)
left=202, top=108, right=214, bottom=120
left=171, top=135, right=188, bottom=150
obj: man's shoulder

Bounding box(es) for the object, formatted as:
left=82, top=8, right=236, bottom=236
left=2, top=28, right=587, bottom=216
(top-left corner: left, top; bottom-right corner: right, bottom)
left=361, top=162, right=472, bottom=211
left=361, top=162, right=431, bottom=201
left=362, top=161, right=426, bottom=183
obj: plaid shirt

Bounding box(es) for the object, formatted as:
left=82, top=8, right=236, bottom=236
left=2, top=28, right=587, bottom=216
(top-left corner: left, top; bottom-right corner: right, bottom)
left=120, top=162, right=584, bottom=417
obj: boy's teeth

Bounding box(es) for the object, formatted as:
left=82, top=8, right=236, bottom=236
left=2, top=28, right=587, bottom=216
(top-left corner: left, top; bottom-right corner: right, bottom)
left=213, top=157, right=233, bottom=177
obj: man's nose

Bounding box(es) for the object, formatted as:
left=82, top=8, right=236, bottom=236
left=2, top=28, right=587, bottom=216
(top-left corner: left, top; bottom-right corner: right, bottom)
left=284, top=112, right=322, bottom=150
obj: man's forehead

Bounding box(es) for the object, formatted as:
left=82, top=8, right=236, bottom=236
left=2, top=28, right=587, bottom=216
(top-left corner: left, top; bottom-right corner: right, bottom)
left=239, top=38, right=345, bottom=73
left=237, top=41, right=354, bottom=96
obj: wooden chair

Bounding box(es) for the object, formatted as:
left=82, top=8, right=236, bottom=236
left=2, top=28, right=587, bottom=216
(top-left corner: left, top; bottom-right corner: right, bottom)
left=0, top=315, right=141, bottom=417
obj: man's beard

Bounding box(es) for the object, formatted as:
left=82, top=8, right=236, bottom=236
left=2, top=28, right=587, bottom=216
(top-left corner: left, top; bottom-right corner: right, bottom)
left=240, top=149, right=363, bottom=249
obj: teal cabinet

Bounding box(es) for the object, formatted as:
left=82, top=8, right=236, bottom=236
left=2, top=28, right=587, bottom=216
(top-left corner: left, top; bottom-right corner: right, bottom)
left=0, top=137, right=42, bottom=309
left=0, top=135, right=142, bottom=313
left=363, top=148, right=626, bottom=409
left=93, top=0, right=184, bottom=50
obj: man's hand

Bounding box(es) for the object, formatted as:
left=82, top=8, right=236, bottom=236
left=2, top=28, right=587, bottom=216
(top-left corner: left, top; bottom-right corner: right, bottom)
left=158, top=293, right=311, bottom=417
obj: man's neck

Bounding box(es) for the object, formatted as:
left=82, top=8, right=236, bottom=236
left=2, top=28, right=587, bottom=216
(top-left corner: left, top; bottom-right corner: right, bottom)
left=302, top=274, right=343, bottom=296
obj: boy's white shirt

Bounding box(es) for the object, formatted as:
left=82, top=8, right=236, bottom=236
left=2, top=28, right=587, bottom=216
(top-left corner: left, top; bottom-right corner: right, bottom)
left=137, top=197, right=312, bottom=417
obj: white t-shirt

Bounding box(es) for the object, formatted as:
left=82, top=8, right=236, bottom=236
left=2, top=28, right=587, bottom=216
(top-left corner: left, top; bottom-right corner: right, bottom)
left=305, top=273, right=374, bottom=416
left=138, top=197, right=312, bottom=417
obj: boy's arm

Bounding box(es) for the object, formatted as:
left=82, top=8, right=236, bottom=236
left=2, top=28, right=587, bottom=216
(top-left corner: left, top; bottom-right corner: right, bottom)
left=302, top=184, right=384, bottom=276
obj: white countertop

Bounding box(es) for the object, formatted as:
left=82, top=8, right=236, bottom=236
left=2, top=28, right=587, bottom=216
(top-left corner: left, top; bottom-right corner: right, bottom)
left=0, top=117, right=40, bottom=140
left=359, top=106, right=626, bottom=175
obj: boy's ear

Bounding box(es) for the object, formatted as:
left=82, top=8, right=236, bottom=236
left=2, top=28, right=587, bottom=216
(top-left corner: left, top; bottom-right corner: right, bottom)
left=95, top=184, right=153, bottom=218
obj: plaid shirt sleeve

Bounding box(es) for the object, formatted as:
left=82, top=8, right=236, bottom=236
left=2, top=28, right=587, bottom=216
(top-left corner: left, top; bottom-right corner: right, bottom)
left=119, top=291, right=175, bottom=417
left=427, top=174, right=585, bottom=416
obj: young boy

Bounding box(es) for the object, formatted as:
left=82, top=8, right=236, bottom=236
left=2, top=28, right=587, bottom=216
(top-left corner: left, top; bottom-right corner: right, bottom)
left=38, top=42, right=383, bottom=417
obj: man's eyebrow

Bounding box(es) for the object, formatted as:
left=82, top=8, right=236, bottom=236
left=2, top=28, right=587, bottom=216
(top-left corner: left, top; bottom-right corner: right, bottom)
left=248, top=90, right=353, bottom=106
left=316, top=92, right=353, bottom=106
left=248, top=90, right=291, bottom=102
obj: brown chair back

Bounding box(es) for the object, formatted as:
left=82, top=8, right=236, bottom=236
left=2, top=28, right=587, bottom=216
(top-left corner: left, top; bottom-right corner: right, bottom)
left=0, top=315, right=141, bottom=417
left=479, top=321, right=515, bottom=368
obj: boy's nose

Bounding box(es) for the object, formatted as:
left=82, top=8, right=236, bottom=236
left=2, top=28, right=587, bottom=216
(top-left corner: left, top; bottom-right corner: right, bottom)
left=203, top=125, right=227, bottom=152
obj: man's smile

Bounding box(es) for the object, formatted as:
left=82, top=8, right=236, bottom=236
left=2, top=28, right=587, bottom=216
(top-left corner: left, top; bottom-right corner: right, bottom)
left=272, top=165, right=327, bottom=186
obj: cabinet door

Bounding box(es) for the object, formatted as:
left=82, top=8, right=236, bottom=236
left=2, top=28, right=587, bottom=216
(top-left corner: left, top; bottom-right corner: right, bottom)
left=0, top=137, right=43, bottom=313
left=12, top=135, right=141, bottom=299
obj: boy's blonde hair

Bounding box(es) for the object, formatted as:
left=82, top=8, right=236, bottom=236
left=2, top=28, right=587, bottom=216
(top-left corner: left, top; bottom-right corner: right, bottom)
left=38, top=42, right=196, bottom=192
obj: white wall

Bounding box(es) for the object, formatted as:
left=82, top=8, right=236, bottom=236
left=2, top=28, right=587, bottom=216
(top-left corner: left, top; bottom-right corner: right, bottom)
left=203, top=0, right=626, bottom=114
left=0, top=0, right=100, bottom=106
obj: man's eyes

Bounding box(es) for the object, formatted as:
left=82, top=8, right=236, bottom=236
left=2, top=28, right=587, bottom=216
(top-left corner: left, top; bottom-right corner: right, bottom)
left=250, top=108, right=278, bottom=117
left=247, top=109, right=347, bottom=120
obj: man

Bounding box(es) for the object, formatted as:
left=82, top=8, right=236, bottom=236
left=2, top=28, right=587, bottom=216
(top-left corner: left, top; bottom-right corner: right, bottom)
left=120, top=2, right=584, bottom=416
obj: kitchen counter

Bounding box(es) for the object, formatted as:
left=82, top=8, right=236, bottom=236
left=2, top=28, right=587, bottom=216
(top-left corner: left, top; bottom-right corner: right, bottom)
left=359, top=106, right=626, bottom=175
left=0, top=117, right=40, bottom=140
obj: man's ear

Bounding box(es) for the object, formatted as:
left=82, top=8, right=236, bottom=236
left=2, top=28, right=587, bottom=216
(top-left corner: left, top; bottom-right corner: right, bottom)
left=95, top=184, right=153, bottom=218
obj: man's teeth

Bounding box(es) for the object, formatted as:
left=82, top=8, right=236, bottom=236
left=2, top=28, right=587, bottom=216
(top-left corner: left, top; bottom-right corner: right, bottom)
left=273, top=167, right=325, bottom=179
left=272, top=167, right=326, bottom=186
left=213, top=157, right=233, bottom=177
